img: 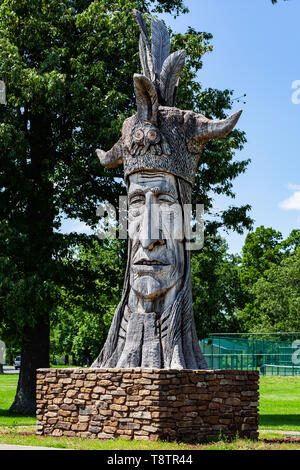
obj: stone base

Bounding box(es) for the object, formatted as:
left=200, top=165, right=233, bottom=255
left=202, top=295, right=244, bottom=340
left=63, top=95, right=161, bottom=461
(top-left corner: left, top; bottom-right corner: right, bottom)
left=36, top=368, right=259, bottom=442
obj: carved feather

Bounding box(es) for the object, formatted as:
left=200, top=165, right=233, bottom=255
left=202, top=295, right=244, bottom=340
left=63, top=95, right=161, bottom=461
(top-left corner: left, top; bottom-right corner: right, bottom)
left=138, top=35, right=151, bottom=79
left=151, top=18, right=170, bottom=78
left=133, top=74, right=158, bottom=123
left=133, top=9, right=150, bottom=47
left=159, top=50, right=186, bottom=106
left=133, top=9, right=155, bottom=82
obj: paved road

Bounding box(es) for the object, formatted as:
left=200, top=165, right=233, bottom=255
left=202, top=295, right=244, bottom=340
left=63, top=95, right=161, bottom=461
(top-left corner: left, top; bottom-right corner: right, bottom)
left=0, top=444, right=67, bottom=450
left=0, top=444, right=69, bottom=450
left=260, top=430, right=300, bottom=436
left=2, top=366, right=19, bottom=374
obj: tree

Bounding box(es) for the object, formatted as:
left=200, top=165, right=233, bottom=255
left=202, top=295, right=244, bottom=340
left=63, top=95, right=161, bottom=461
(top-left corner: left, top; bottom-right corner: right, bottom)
left=237, top=227, right=300, bottom=332
left=0, top=0, right=251, bottom=413
left=245, top=246, right=300, bottom=332
left=239, top=226, right=284, bottom=289
left=192, top=235, right=243, bottom=339
left=0, top=0, right=189, bottom=414
left=52, top=239, right=125, bottom=365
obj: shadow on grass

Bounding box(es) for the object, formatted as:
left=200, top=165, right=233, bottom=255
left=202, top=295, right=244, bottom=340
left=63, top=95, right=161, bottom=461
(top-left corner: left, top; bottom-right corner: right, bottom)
left=0, top=408, right=36, bottom=426
left=260, top=414, right=300, bottom=428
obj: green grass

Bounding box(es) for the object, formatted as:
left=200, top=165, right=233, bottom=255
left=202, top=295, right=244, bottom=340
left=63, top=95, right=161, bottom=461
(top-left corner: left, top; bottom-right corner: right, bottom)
left=259, top=376, right=300, bottom=431
left=1, top=373, right=300, bottom=449
left=0, top=429, right=300, bottom=450
left=0, top=374, right=36, bottom=426
left=50, top=365, right=83, bottom=368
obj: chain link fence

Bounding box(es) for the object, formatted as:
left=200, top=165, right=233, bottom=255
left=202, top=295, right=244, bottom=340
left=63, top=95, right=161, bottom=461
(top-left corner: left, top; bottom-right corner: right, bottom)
left=200, top=333, right=300, bottom=375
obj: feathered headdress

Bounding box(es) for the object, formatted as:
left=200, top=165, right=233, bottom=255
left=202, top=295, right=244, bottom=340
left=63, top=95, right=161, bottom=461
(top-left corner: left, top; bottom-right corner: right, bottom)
left=96, top=10, right=242, bottom=187
left=133, top=9, right=185, bottom=107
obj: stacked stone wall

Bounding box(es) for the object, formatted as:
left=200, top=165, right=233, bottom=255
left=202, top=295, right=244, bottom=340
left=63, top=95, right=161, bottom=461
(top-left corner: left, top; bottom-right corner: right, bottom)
left=36, top=368, right=259, bottom=442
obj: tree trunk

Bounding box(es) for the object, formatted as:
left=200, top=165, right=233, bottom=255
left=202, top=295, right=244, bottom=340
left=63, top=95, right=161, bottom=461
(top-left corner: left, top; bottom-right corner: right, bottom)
left=9, top=319, right=49, bottom=415
left=9, top=113, right=53, bottom=415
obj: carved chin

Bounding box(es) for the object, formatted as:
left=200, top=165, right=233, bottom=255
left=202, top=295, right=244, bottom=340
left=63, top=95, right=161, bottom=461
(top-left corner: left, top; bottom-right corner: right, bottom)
left=130, top=274, right=181, bottom=300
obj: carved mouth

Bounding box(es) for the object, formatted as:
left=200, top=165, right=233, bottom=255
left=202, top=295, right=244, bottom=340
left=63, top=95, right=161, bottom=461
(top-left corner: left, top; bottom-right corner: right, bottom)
left=133, top=258, right=170, bottom=273
left=134, top=259, right=169, bottom=266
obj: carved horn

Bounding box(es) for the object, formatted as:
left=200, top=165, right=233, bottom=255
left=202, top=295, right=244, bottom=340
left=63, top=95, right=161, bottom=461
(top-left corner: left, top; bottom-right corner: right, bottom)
left=201, top=110, right=242, bottom=141
left=96, top=137, right=123, bottom=169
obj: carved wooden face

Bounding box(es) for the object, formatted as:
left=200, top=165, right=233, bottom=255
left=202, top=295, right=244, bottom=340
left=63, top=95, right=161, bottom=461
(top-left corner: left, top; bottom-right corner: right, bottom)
left=128, top=171, right=185, bottom=300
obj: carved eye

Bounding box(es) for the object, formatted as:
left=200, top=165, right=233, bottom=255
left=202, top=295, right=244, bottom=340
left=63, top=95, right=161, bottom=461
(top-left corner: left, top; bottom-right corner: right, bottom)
left=134, top=129, right=144, bottom=143
left=147, top=130, right=159, bottom=143
left=130, top=194, right=145, bottom=206
left=157, top=193, right=175, bottom=205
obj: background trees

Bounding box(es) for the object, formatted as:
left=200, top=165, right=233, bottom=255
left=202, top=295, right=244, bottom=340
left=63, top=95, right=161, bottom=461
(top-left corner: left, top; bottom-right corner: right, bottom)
left=0, top=0, right=251, bottom=413
left=191, top=236, right=243, bottom=339
left=237, top=227, right=300, bottom=332
left=250, top=247, right=300, bottom=332
left=52, top=239, right=125, bottom=365
left=45, top=227, right=300, bottom=365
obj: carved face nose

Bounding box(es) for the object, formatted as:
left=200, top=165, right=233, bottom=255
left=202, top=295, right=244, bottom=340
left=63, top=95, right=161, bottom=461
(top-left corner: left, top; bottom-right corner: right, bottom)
left=142, top=237, right=165, bottom=251
left=139, top=195, right=165, bottom=250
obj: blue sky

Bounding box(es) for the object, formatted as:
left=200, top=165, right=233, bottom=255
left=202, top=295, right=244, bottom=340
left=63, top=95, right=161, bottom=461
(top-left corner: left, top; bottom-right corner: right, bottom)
left=162, top=0, right=300, bottom=253
left=62, top=0, right=300, bottom=254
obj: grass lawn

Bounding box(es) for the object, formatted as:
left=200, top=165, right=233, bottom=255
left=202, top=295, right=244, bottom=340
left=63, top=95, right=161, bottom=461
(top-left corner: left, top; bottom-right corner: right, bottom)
left=259, top=376, right=300, bottom=431
left=0, top=373, right=300, bottom=449
left=0, top=429, right=300, bottom=450
left=0, top=374, right=36, bottom=426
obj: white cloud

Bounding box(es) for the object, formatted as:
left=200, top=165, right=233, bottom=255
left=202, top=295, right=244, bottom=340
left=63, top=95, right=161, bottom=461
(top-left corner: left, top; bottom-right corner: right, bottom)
left=288, top=183, right=300, bottom=191
left=279, top=190, right=300, bottom=211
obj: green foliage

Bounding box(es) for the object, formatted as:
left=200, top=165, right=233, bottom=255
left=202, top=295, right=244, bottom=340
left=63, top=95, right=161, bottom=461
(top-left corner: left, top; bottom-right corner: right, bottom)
left=192, top=236, right=243, bottom=338
left=0, top=1, right=189, bottom=345
left=51, top=239, right=126, bottom=362
left=0, top=0, right=252, bottom=383
left=0, top=3, right=249, bottom=314
left=237, top=227, right=300, bottom=332
left=249, top=247, right=300, bottom=332
left=240, top=226, right=284, bottom=288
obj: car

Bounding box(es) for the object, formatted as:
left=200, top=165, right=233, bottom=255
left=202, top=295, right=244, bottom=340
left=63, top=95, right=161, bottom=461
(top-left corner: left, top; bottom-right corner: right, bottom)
left=14, top=356, right=21, bottom=370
